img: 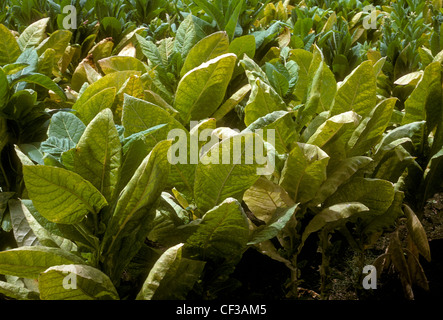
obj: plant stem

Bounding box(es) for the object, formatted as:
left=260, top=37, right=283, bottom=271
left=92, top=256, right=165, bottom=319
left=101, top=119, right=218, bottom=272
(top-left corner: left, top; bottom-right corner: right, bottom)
left=74, top=222, right=100, bottom=267
left=0, top=163, right=10, bottom=191
left=290, top=254, right=299, bottom=298
left=319, top=229, right=331, bottom=300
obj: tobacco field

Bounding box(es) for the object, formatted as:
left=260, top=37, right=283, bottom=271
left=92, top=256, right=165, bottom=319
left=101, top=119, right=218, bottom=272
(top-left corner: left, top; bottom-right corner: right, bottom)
left=0, top=0, right=443, bottom=301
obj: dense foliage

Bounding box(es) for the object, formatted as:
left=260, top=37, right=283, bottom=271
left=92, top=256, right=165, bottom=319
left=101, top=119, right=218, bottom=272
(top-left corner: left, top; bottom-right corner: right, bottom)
left=0, top=0, right=442, bottom=300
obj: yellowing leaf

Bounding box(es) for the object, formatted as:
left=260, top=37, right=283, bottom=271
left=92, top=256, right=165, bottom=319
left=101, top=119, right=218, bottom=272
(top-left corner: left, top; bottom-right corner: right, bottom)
left=23, top=165, right=108, bottom=224
left=73, top=109, right=122, bottom=202
left=180, top=31, right=230, bottom=77
left=174, top=53, right=236, bottom=123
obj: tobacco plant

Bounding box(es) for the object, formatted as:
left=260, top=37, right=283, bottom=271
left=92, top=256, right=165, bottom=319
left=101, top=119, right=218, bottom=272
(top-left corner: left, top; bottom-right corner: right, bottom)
left=0, top=19, right=68, bottom=240
left=0, top=0, right=441, bottom=301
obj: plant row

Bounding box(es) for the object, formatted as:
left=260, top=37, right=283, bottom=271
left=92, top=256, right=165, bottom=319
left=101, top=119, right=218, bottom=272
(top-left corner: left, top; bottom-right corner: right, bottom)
left=0, top=0, right=442, bottom=300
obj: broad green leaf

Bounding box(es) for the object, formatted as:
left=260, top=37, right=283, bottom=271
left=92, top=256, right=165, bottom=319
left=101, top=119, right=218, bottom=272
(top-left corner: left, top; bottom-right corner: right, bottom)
left=0, top=280, right=39, bottom=300
left=0, top=246, right=84, bottom=278
left=43, top=154, right=65, bottom=168
left=13, top=199, right=74, bottom=250
left=185, top=198, right=249, bottom=260
left=289, top=49, right=313, bottom=102
left=310, top=156, right=373, bottom=206
left=73, top=109, right=122, bottom=202
left=112, top=27, right=144, bottom=54
left=331, top=54, right=349, bottom=79
left=144, top=90, right=178, bottom=116
left=122, top=94, right=185, bottom=137
left=37, top=48, right=56, bottom=77
left=2, top=63, right=28, bottom=75
left=243, top=177, right=295, bottom=223
left=279, top=143, right=330, bottom=203
left=240, top=54, right=269, bottom=85
left=121, top=95, right=186, bottom=193
left=23, top=165, right=108, bottom=224
left=0, top=24, right=21, bottom=65
left=306, top=111, right=360, bottom=159
left=394, top=71, right=423, bottom=86
left=88, top=38, right=114, bottom=65
left=0, top=192, right=14, bottom=222
left=211, top=83, right=251, bottom=121
left=98, top=56, right=147, bottom=74
left=59, top=45, right=77, bottom=74
left=39, top=264, right=119, bottom=300
left=330, top=60, right=376, bottom=118
left=303, top=45, right=323, bottom=99
left=376, top=121, right=426, bottom=154
left=136, top=34, right=164, bottom=68
left=101, top=140, right=171, bottom=281
left=174, top=53, right=236, bottom=123
left=73, top=87, right=116, bottom=125
left=402, top=61, right=441, bottom=132
left=248, top=204, right=299, bottom=245
left=192, top=0, right=225, bottom=33
left=244, top=78, right=286, bottom=126
left=71, top=59, right=101, bottom=91
left=265, top=62, right=290, bottom=98
left=167, top=118, right=216, bottom=197
left=17, top=144, right=44, bottom=164
left=118, top=124, right=167, bottom=195
left=373, top=57, right=386, bottom=77
left=181, top=31, right=230, bottom=77
left=114, top=74, right=145, bottom=120
left=41, top=137, right=75, bottom=159
left=243, top=110, right=297, bottom=154
left=194, top=132, right=264, bottom=213
left=36, top=29, right=72, bottom=61
left=362, top=190, right=405, bottom=242
left=299, top=202, right=370, bottom=252
left=324, top=177, right=395, bottom=216
left=11, top=72, right=67, bottom=100
left=121, top=124, right=167, bottom=150
left=300, top=111, right=329, bottom=142
left=14, top=145, right=35, bottom=166
left=141, top=69, right=174, bottom=105
left=224, top=0, right=244, bottom=41
left=47, top=112, right=86, bottom=145
left=8, top=199, right=39, bottom=247
left=0, top=68, right=8, bottom=109
left=61, top=148, right=76, bottom=170
left=11, top=48, right=38, bottom=83
left=422, top=147, right=443, bottom=204
left=253, top=240, right=293, bottom=269
left=157, top=37, right=175, bottom=68
left=347, top=98, right=396, bottom=157
left=136, top=243, right=205, bottom=300
left=17, top=18, right=49, bottom=51
left=146, top=194, right=189, bottom=247
left=298, top=61, right=336, bottom=129
left=229, top=35, right=256, bottom=78
left=373, top=145, right=418, bottom=183
left=173, top=15, right=203, bottom=58
left=74, top=70, right=140, bottom=111
left=21, top=200, right=91, bottom=249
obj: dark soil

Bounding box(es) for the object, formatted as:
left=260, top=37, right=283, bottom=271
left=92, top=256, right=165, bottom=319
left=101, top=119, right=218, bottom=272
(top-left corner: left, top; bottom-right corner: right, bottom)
left=225, top=193, right=443, bottom=301
left=222, top=247, right=291, bottom=300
